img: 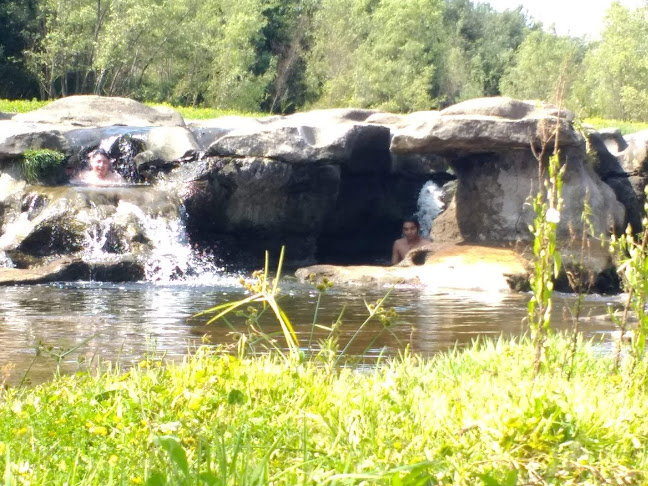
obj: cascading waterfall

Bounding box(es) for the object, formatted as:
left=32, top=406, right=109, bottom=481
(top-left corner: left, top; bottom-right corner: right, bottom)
left=415, top=180, right=445, bottom=238
left=76, top=191, right=224, bottom=283
left=0, top=181, right=230, bottom=284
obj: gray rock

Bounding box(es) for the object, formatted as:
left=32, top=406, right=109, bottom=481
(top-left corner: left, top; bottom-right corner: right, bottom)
left=587, top=131, right=641, bottom=232
left=206, top=110, right=391, bottom=173
left=180, top=156, right=341, bottom=234
left=144, top=126, right=199, bottom=162
left=0, top=121, right=69, bottom=161
left=0, top=112, right=13, bottom=120
left=0, top=256, right=144, bottom=285
left=13, top=95, right=185, bottom=127
left=391, top=114, right=582, bottom=154
left=189, top=116, right=265, bottom=150
left=596, top=127, right=628, bottom=153
left=617, top=129, right=648, bottom=173
left=429, top=148, right=625, bottom=243
left=439, top=96, right=574, bottom=122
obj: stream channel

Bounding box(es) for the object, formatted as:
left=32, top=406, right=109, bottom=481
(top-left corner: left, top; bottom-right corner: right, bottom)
left=0, top=278, right=624, bottom=385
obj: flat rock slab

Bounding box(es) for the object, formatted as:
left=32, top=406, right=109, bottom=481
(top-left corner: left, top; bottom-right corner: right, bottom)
left=0, top=257, right=144, bottom=285
left=296, top=244, right=528, bottom=292
left=13, top=95, right=185, bottom=128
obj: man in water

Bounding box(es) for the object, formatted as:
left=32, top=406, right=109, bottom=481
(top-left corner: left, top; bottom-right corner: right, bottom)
left=72, top=149, right=124, bottom=185
left=391, top=217, right=431, bottom=265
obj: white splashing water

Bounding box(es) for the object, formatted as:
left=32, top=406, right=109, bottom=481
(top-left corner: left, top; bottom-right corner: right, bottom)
left=79, top=199, right=229, bottom=285
left=415, top=181, right=445, bottom=238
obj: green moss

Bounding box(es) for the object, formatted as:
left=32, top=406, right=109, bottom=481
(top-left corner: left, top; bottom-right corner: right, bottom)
left=22, top=149, right=66, bottom=184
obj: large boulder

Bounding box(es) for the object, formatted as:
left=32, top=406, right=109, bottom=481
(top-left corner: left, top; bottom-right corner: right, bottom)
left=0, top=256, right=144, bottom=285
left=616, top=129, right=648, bottom=173
left=600, top=128, right=648, bottom=223
left=428, top=148, right=625, bottom=244
left=13, top=96, right=185, bottom=128
left=587, top=130, right=642, bottom=232
left=143, top=126, right=200, bottom=162
left=0, top=121, right=69, bottom=161
left=296, top=244, right=529, bottom=292
left=390, top=97, right=582, bottom=154
left=189, top=116, right=267, bottom=150
left=296, top=241, right=618, bottom=294
left=206, top=109, right=391, bottom=173
left=173, top=156, right=342, bottom=264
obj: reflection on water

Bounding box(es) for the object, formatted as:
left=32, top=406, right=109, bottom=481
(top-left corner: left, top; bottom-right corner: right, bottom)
left=0, top=280, right=623, bottom=385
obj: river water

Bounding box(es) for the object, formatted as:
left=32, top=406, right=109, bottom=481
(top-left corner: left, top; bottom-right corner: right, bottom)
left=0, top=277, right=623, bottom=385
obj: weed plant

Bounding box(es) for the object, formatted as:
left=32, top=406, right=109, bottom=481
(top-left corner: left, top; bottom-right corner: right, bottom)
left=21, top=149, right=66, bottom=184
left=527, top=116, right=565, bottom=374
left=609, top=189, right=648, bottom=369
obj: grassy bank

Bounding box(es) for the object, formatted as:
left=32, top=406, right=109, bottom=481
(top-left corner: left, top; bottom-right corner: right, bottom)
left=583, top=117, right=648, bottom=135
left=0, top=99, right=263, bottom=120
left=0, top=335, right=646, bottom=485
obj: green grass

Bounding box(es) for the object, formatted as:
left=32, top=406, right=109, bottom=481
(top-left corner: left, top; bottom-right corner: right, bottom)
left=0, top=99, right=50, bottom=113
left=0, top=335, right=646, bottom=485
left=149, top=102, right=266, bottom=120
left=0, top=99, right=265, bottom=119
left=583, top=117, right=648, bottom=135
left=4, top=98, right=648, bottom=130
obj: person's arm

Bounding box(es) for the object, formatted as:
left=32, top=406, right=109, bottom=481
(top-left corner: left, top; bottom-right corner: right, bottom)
left=391, top=241, right=401, bottom=265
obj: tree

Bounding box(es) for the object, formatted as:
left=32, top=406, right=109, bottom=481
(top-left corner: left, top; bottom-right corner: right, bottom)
left=578, top=1, right=648, bottom=120
left=307, top=0, right=445, bottom=112
left=0, top=0, right=40, bottom=98
left=434, top=0, right=531, bottom=107
left=24, top=0, right=99, bottom=98
left=499, top=29, right=585, bottom=108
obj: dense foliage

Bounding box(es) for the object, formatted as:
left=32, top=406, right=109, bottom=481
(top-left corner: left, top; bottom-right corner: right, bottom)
left=1, top=0, right=648, bottom=119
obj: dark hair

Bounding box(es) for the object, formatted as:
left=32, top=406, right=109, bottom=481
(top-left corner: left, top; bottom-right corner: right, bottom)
left=88, top=148, right=110, bottom=159
left=403, top=217, right=420, bottom=230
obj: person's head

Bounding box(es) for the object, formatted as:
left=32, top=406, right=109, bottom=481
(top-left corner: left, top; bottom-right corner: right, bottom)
left=402, top=217, right=420, bottom=241
left=87, top=149, right=112, bottom=179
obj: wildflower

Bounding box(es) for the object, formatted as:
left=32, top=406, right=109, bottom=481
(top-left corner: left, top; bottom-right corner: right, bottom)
left=87, top=425, right=108, bottom=436
left=546, top=207, right=561, bottom=223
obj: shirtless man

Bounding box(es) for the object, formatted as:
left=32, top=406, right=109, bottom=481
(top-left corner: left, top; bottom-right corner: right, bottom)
left=391, top=218, right=431, bottom=265
left=72, top=149, right=124, bottom=185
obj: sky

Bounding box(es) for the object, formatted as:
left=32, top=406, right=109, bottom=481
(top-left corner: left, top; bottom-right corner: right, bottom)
left=480, top=0, right=646, bottom=38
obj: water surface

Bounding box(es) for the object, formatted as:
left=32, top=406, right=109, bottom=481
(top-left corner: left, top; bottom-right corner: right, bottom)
left=0, top=279, right=623, bottom=385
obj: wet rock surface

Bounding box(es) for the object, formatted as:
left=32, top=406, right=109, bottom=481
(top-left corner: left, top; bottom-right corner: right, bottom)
left=0, top=95, right=641, bottom=290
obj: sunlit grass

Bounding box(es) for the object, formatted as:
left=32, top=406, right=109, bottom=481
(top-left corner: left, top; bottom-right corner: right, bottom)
left=584, top=117, right=648, bottom=135
left=0, top=99, right=265, bottom=119
left=148, top=102, right=266, bottom=120
left=4, top=98, right=648, bottom=130
left=0, top=335, right=646, bottom=485
left=0, top=99, right=50, bottom=113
